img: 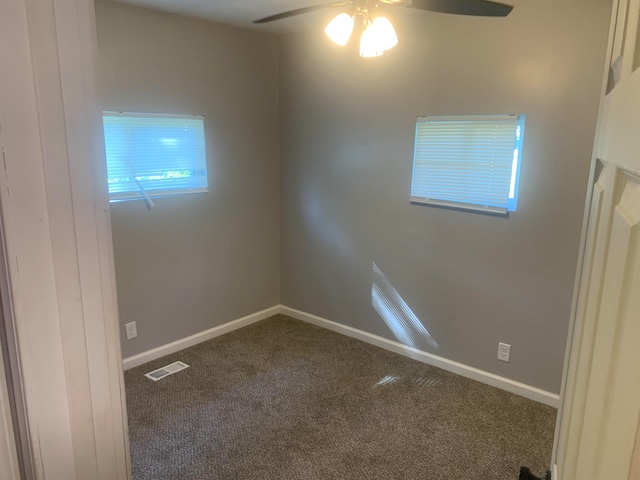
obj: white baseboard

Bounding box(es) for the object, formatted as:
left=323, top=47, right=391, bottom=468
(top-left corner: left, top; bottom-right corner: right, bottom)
left=122, top=305, right=280, bottom=370
left=122, top=304, right=560, bottom=408
left=280, top=305, right=560, bottom=408
left=552, top=464, right=558, bottom=480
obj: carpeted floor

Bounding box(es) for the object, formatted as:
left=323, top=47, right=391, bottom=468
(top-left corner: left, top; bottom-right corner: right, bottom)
left=124, top=315, right=556, bottom=479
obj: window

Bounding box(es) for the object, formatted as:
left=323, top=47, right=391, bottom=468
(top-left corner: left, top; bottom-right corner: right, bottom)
left=410, top=114, right=525, bottom=216
left=103, top=112, right=208, bottom=201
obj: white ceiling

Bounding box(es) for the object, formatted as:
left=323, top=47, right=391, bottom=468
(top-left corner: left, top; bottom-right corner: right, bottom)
left=109, top=0, right=352, bottom=34
left=107, top=0, right=605, bottom=34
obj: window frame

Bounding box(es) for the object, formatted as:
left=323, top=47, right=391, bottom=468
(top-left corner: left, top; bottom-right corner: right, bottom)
left=102, top=111, right=209, bottom=203
left=410, top=114, right=525, bottom=217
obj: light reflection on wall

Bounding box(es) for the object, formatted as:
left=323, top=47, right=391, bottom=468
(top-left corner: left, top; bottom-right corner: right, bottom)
left=371, top=262, right=438, bottom=349
left=302, top=188, right=353, bottom=259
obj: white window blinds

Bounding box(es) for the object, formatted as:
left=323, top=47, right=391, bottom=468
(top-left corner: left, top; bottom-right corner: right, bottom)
left=103, top=112, right=208, bottom=201
left=410, top=115, right=524, bottom=215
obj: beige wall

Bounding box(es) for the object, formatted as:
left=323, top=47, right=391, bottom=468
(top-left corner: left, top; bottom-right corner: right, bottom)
left=95, top=1, right=280, bottom=358
left=279, top=1, right=611, bottom=393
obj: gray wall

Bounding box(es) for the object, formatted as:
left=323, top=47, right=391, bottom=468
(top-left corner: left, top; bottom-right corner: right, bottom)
left=95, top=1, right=280, bottom=358
left=279, top=1, right=611, bottom=393
left=97, top=0, right=611, bottom=393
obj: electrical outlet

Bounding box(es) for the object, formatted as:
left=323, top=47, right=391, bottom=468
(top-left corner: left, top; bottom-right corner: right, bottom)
left=125, top=321, right=137, bottom=340
left=497, top=342, right=511, bottom=362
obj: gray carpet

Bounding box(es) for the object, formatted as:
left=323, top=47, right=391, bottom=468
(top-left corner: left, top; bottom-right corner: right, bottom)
left=124, top=315, right=556, bottom=479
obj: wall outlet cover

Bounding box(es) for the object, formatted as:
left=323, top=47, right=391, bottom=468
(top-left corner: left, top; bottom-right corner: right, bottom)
left=498, top=342, right=511, bottom=362
left=125, top=321, right=137, bottom=340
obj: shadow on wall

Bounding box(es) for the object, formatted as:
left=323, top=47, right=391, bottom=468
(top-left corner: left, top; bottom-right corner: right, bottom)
left=371, top=262, right=438, bottom=349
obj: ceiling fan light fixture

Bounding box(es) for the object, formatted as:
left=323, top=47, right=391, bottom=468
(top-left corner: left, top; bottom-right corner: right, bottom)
left=325, top=13, right=355, bottom=46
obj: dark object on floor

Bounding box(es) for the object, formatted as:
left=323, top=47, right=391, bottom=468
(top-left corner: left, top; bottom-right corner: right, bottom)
left=520, top=466, right=552, bottom=480
left=125, top=315, right=557, bottom=480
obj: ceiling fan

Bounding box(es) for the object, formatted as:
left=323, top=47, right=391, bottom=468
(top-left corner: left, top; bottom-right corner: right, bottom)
left=254, top=0, right=513, bottom=57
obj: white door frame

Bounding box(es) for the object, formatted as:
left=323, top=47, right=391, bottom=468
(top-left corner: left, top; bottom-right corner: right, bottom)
left=0, top=0, right=131, bottom=477
left=0, top=327, right=20, bottom=480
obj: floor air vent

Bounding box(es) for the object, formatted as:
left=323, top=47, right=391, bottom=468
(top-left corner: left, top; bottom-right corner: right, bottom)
left=145, top=361, right=189, bottom=381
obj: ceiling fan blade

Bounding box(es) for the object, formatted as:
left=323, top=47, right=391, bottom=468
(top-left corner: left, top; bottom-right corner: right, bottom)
left=405, top=0, right=513, bottom=17
left=253, top=3, right=344, bottom=24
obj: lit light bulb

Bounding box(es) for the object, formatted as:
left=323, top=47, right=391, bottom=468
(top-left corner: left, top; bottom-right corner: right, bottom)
left=360, top=21, right=384, bottom=57
left=325, top=13, right=355, bottom=46
left=359, top=15, right=398, bottom=58
left=371, top=16, right=398, bottom=51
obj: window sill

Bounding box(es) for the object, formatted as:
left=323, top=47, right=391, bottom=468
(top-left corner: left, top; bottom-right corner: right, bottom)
left=410, top=197, right=510, bottom=217
left=109, top=188, right=209, bottom=203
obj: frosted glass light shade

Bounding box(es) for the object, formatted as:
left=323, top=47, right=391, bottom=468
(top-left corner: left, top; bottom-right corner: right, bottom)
left=360, top=22, right=384, bottom=57
left=359, top=15, right=398, bottom=58
left=325, top=13, right=355, bottom=46
left=371, top=16, right=398, bottom=51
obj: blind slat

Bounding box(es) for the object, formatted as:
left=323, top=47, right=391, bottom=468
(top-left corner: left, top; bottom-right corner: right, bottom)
left=103, top=112, right=208, bottom=201
left=411, top=115, right=524, bottom=211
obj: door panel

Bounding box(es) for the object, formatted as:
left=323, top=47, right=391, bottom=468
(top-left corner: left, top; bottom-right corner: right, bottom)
left=574, top=172, right=640, bottom=478
left=593, top=174, right=640, bottom=478
left=557, top=164, right=613, bottom=478
left=558, top=167, right=640, bottom=480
